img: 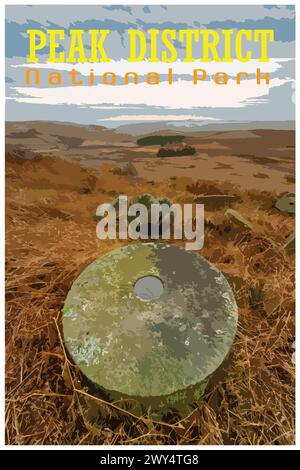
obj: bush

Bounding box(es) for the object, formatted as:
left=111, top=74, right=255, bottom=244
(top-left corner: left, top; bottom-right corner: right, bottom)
left=137, top=135, right=185, bottom=146
left=157, top=145, right=196, bottom=157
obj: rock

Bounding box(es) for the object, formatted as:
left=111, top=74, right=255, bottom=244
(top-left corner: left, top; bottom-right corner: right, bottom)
left=225, top=208, right=253, bottom=230
left=112, top=193, right=173, bottom=237
left=112, top=193, right=172, bottom=218
left=283, top=232, right=295, bottom=253
left=275, top=193, right=295, bottom=214
left=194, top=194, right=240, bottom=209
left=110, top=163, right=138, bottom=177
left=62, top=243, right=238, bottom=419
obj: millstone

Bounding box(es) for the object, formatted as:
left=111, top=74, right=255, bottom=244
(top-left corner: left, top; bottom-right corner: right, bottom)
left=62, top=243, right=238, bottom=419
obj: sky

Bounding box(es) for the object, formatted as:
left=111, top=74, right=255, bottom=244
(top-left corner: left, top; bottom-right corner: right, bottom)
left=5, top=4, right=295, bottom=127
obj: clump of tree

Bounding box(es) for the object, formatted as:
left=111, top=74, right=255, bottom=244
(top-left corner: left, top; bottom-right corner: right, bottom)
left=137, top=135, right=185, bottom=146
left=157, top=145, right=196, bottom=157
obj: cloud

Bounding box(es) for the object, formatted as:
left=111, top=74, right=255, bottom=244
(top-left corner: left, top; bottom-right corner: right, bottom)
left=142, top=6, right=151, bottom=15
left=84, top=105, right=145, bottom=110
left=205, top=17, right=295, bottom=42
left=99, top=114, right=221, bottom=122
left=12, top=77, right=290, bottom=109
left=6, top=5, right=295, bottom=27
left=5, top=5, right=295, bottom=60
left=5, top=19, right=50, bottom=58
left=5, top=5, right=295, bottom=126
left=5, top=81, right=295, bottom=125
left=103, top=6, right=133, bottom=16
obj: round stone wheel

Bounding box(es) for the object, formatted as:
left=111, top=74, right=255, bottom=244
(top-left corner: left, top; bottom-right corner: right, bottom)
left=62, top=243, right=238, bottom=419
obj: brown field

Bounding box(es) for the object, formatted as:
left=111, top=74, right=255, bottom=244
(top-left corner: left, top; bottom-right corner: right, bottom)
left=5, top=121, right=295, bottom=445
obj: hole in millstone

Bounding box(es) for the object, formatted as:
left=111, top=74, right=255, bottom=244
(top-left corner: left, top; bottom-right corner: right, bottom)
left=133, top=275, right=164, bottom=301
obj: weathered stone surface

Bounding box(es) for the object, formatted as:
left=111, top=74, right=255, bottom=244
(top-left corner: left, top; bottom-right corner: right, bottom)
left=225, top=208, right=253, bottom=230
left=112, top=194, right=172, bottom=219
left=283, top=232, right=295, bottom=253
left=275, top=193, right=295, bottom=214
left=62, top=243, right=238, bottom=416
left=111, top=193, right=173, bottom=238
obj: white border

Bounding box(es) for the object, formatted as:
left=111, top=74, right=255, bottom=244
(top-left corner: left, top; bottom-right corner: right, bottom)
left=1, top=0, right=298, bottom=450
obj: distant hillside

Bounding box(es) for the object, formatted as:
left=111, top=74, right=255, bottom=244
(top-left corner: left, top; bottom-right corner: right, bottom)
left=5, top=120, right=295, bottom=174
left=6, top=120, right=133, bottom=156
left=115, top=120, right=295, bottom=136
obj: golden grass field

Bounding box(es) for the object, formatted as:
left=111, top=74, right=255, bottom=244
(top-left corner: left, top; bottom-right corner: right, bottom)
left=5, top=123, right=295, bottom=445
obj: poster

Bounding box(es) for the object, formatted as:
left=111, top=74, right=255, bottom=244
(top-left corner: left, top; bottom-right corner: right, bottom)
left=5, top=3, right=296, bottom=448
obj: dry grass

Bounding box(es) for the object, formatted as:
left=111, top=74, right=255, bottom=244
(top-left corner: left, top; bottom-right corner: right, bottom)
left=5, top=153, right=295, bottom=445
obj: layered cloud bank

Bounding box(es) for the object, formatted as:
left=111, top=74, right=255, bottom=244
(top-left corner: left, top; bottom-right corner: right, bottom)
left=5, top=5, right=295, bottom=125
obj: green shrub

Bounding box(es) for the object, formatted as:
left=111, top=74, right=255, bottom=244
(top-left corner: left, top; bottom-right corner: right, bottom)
left=157, top=146, right=196, bottom=157
left=137, top=135, right=185, bottom=146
